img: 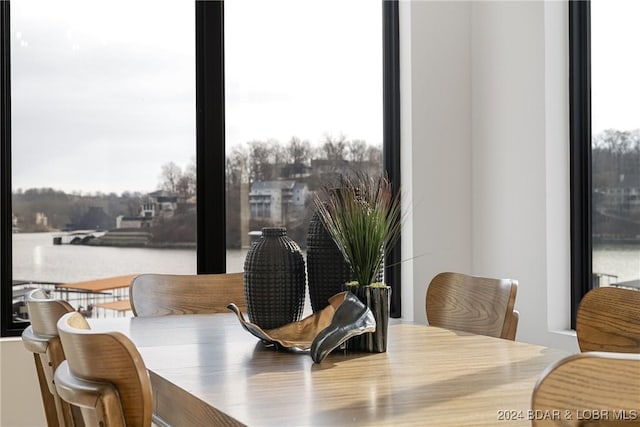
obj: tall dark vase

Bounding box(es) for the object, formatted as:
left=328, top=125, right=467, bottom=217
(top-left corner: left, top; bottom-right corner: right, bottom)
left=344, top=284, right=391, bottom=353
left=243, top=227, right=306, bottom=330
left=306, top=209, right=353, bottom=312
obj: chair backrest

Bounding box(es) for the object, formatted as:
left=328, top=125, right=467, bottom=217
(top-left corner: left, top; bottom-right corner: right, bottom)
left=129, top=272, right=246, bottom=317
left=576, top=286, right=640, bottom=353
left=531, top=352, right=640, bottom=427
left=27, top=288, right=76, bottom=337
left=55, top=312, right=153, bottom=427
left=22, top=289, right=80, bottom=427
left=425, top=272, right=519, bottom=340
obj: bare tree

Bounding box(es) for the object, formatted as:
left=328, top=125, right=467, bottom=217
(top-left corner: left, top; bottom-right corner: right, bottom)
left=159, top=162, right=183, bottom=193
left=178, top=157, right=197, bottom=198
left=286, top=137, right=310, bottom=164
left=366, top=144, right=383, bottom=164
left=285, top=136, right=311, bottom=177
left=248, top=141, right=272, bottom=182
left=269, top=139, right=286, bottom=179
left=594, top=129, right=633, bottom=183
left=347, top=139, right=367, bottom=163
left=226, top=146, right=249, bottom=186
left=176, top=176, right=192, bottom=198
left=322, top=134, right=348, bottom=162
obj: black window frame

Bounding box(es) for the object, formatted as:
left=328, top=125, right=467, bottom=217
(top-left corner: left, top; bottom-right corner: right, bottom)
left=1, top=0, right=401, bottom=336
left=569, top=0, right=591, bottom=329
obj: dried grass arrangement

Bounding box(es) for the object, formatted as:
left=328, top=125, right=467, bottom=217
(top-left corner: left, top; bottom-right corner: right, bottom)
left=314, top=173, right=401, bottom=288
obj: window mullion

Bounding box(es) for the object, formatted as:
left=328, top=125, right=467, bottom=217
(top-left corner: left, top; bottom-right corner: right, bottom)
left=569, top=0, right=592, bottom=329
left=196, top=0, right=226, bottom=274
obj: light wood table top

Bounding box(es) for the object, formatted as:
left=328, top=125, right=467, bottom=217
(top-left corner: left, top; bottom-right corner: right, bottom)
left=56, top=274, right=137, bottom=292
left=93, top=314, right=570, bottom=427
left=93, top=299, right=132, bottom=312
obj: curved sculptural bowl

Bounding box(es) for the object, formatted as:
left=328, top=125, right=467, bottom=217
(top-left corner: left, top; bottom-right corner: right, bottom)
left=228, top=291, right=376, bottom=363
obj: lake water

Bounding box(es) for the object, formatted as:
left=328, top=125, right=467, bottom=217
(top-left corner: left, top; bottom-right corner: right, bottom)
left=592, top=243, right=640, bottom=284
left=12, top=232, right=247, bottom=283
left=12, top=232, right=640, bottom=285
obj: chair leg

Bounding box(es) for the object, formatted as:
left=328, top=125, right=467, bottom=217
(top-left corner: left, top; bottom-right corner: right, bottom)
left=34, top=354, right=60, bottom=427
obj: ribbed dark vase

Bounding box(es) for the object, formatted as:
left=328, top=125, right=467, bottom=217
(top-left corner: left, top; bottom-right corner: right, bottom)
left=306, top=209, right=353, bottom=312
left=243, top=227, right=306, bottom=330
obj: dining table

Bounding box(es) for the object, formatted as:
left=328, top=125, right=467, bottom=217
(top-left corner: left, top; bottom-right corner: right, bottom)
left=91, top=313, right=570, bottom=427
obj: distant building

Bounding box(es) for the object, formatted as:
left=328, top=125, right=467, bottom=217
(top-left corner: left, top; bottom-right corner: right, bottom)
left=595, top=174, right=640, bottom=213
left=291, top=182, right=308, bottom=207
left=309, top=159, right=382, bottom=183
left=115, top=190, right=179, bottom=229
left=34, top=212, right=48, bottom=227
left=280, top=163, right=312, bottom=179
left=116, top=215, right=152, bottom=229
left=142, top=190, right=179, bottom=219
left=249, top=180, right=308, bottom=223
left=310, top=159, right=349, bottom=178
left=593, top=174, right=640, bottom=242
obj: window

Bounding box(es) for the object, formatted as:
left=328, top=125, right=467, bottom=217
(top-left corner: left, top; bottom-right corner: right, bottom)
left=570, top=0, right=640, bottom=327
left=5, top=0, right=197, bottom=330
left=224, top=0, right=384, bottom=270
left=1, top=1, right=400, bottom=336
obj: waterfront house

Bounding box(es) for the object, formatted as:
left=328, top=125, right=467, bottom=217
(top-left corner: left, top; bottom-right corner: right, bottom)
left=248, top=180, right=308, bottom=224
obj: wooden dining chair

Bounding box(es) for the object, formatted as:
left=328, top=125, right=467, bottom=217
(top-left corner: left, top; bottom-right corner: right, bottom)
left=425, top=271, right=519, bottom=340
left=21, top=288, right=82, bottom=427
left=54, top=311, right=154, bottom=427
left=531, top=352, right=640, bottom=427
left=576, top=286, right=640, bottom=353
left=129, top=272, right=246, bottom=317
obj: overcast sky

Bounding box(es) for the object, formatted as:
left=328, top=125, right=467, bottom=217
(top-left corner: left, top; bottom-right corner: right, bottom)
left=12, top=0, right=637, bottom=195
left=10, top=0, right=382, bottom=195
left=590, top=0, right=639, bottom=135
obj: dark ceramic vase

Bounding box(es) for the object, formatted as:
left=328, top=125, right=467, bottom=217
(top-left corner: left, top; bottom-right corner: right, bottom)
left=306, top=209, right=353, bottom=312
left=243, top=227, right=306, bottom=330
left=343, top=283, right=391, bottom=353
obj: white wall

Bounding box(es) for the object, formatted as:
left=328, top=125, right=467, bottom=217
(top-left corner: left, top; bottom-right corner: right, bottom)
left=401, top=0, right=473, bottom=323
left=403, top=0, right=578, bottom=352
left=0, top=1, right=580, bottom=425
left=0, top=338, right=47, bottom=426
